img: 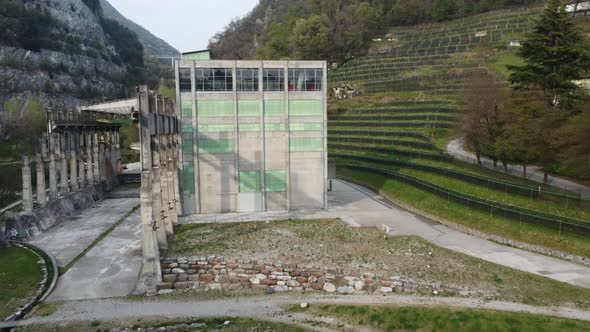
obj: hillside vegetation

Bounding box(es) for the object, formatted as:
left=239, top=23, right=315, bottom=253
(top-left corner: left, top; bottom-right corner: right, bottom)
left=328, top=1, right=590, bottom=259
left=100, top=0, right=179, bottom=57
left=208, top=0, right=541, bottom=63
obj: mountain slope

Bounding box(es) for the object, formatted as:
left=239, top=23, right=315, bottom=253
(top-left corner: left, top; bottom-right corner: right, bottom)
left=100, top=0, right=179, bottom=57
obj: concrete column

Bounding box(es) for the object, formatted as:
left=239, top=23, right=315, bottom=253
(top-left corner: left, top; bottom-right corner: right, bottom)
left=138, top=86, right=162, bottom=293
left=22, top=156, right=33, bottom=214
left=70, top=132, right=79, bottom=192
left=160, top=134, right=173, bottom=234
left=35, top=153, right=46, bottom=206
left=93, top=131, right=100, bottom=183
left=151, top=136, right=167, bottom=248
left=99, top=134, right=106, bottom=182
left=173, top=130, right=182, bottom=216
left=48, top=133, right=58, bottom=201
left=140, top=171, right=161, bottom=292
left=115, top=130, right=122, bottom=172
left=59, top=132, right=69, bottom=194
left=86, top=132, right=94, bottom=185
left=166, top=132, right=177, bottom=226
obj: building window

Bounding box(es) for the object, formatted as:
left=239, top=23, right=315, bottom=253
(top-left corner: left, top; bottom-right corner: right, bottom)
left=265, top=171, right=287, bottom=192
left=179, top=68, right=192, bottom=92
left=195, top=68, right=233, bottom=92
left=288, top=69, right=323, bottom=91
left=263, top=69, right=284, bottom=91
left=237, top=68, right=259, bottom=91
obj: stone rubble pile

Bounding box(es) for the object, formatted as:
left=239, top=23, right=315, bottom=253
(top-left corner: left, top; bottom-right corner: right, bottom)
left=157, top=256, right=457, bottom=296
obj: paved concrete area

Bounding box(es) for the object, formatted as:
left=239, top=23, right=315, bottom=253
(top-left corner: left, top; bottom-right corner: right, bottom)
left=30, top=197, right=139, bottom=267
left=182, top=179, right=590, bottom=289
left=448, top=138, right=590, bottom=197
left=47, top=209, right=142, bottom=301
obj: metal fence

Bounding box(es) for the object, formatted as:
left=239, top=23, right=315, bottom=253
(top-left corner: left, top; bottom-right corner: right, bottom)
left=339, top=164, right=590, bottom=236
left=333, top=153, right=588, bottom=207
left=329, top=136, right=441, bottom=152
left=328, top=143, right=453, bottom=162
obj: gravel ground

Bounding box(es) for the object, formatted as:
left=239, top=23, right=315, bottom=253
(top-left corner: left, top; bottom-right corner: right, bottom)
left=7, top=294, right=590, bottom=331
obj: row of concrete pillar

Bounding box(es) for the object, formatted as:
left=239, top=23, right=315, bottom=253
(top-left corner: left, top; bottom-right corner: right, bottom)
left=21, top=115, right=122, bottom=214
left=137, top=86, right=181, bottom=293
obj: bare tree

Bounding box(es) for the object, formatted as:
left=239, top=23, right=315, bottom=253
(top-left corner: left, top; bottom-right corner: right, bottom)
left=460, top=70, right=505, bottom=167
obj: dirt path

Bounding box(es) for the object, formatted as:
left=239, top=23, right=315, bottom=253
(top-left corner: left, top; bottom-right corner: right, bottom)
left=4, top=294, right=590, bottom=329
left=447, top=137, right=590, bottom=197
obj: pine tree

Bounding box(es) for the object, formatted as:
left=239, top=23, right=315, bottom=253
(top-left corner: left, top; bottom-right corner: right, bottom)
left=509, top=0, right=590, bottom=110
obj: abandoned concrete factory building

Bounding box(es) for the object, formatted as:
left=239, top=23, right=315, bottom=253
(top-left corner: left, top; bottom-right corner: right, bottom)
left=175, top=59, right=328, bottom=215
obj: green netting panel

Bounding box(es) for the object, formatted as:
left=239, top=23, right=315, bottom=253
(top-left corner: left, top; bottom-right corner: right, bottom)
left=182, top=141, right=194, bottom=155
left=181, top=100, right=193, bottom=117
left=198, top=124, right=234, bottom=133
left=239, top=171, right=261, bottom=193
left=238, top=100, right=260, bottom=117
left=199, top=139, right=235, bottom=154
left=182, top=123, right=193, bottom=133
left=265, top=123, right=287, bottom=132
left=289, top=100, right=323, bottom=116
left=239, top=123, right=260, bottom=132
left=289, top=138, right=323, bottom=152
left=182, top=162, right=195, bottom=194
left=197, top=100, right=234, bottom=117
left=264, top=100, right=285, bottom=116
left=290, top=122, right=323, bottom=131
left=265, top=170, right=287, bottom=192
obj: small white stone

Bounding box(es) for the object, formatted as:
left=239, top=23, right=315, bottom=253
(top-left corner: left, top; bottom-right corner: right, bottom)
left=224, top=320, right=231, bottom=325
left=354, top=280, right=365, bottom=291
left=337, top=286, right=355, bottom=294
left=300, top=302, right=308, bottom=309
left=378, top=287, right=393, bottom=293
left=433, top=290, right=439, bottom=295
left=323, top=282, right=336, bottom=293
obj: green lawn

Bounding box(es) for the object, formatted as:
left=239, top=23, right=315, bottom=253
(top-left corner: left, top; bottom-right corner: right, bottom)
left=345, top=160, right=589, bottom=221
left=338, top=167, right=590, bottom=259
left=0, top=245, right=44, bottom=319
left=292, top=304, right=590, bottom=332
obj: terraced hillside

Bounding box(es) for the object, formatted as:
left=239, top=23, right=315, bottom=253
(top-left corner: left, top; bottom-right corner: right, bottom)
left=329, top=98, right=590, bottom=259
left=330, top=7, right=541, bottom=97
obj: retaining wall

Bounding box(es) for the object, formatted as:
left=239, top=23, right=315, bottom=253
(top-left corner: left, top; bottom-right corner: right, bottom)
left=3, top=183, right=108, bottom=241
left=157, top=256, right=470, bottom=296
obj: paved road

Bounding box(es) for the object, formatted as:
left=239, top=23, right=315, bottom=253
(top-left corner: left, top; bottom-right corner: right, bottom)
left=447, top=138, right=590, bottom=197
left=183, top=180, right=590, bottom=289
left=30, top=197, right=139, bottom=267
left=28, top=187, right=141, bottom=301
left=47, top=209, right=142, bottom=301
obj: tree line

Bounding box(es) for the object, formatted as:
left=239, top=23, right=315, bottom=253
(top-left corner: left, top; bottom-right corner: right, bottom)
left=461, top=0, right=590, bottom=181
left=209, top=0, right=541, bottom=63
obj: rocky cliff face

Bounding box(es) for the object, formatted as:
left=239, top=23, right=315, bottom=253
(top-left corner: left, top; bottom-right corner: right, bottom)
left=100, top=0, right=179, bottom=57
left=0, top=0, right=137, bottom=136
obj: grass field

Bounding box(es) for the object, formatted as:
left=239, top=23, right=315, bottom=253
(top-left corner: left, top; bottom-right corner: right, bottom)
left=16, top=317, right=309, bottom=332
left=291, top=304, right=590, bottom=332
left=337, top=159, right=589, bottom=222
left=338, top=167, right=590, bottom=259
left=0, top=245, right=43, bottom=319
left=168, top=219, right=590, bottom=308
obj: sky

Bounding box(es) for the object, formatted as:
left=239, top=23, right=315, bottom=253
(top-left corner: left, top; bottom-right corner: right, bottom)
left=106, top=0, right=259, bottom=53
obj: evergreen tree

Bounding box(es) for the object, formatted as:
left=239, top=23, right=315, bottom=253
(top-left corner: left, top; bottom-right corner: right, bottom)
left=509, top=0, right=590, bottom=110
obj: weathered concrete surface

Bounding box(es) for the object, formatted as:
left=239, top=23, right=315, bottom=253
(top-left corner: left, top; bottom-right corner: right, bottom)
left=47, top=209, right=142, bottom=301
left=448, top=138, right=590, bottom=197
left=182, top=179, right=590, bottom=289
left=29, top=197, right=138, bottom=267
left=4, top=184, right=106, bottom=242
